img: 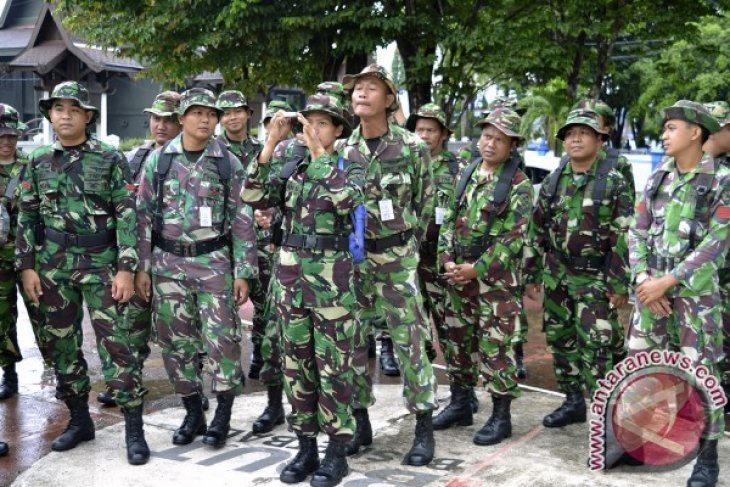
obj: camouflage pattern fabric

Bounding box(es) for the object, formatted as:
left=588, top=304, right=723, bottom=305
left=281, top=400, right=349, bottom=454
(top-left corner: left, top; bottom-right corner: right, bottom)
left=628, top=154, right=730, bottom=440
left=16, top=138, right=143, bottom=406
left=600, top=146, right=635, bottom=201
left=438, top=159, right=533, bottom=397
left=660, top=100, right=721, bottom=134
left=556, top=109, right=609, bottom=141
left=524, top=153, right=632, bottom=394
left=216, top=90, right=253, bottom=112
left=705, top=101, right=730, bottom=128
left=342, top=64, right=399, bottom=111
left=143, top=91, right=181, bottom=118
left=406, top=103, right=452, bottom=134
left=716, top=153, right=730, bottom=386
left=38, top=81, right=99, bottom=125
left=571, top=98, right=616, bottom=129
left=338, top=123, right=438, bottom=413
left=177, top=88, right=222, bottom=117
left=263, top=100, right=293, bottom=124
left=0, top=104, right=27, bottom=137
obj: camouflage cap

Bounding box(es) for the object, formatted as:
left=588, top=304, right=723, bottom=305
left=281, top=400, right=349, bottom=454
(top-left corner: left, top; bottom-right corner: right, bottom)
left=0, top=104, right=27, bottom=137
left=263, top=100, right=294, bottom=123
left=405, top=103, right=451, bottom=134
left=703, top=101, right=730, bottom=128
left=317, top=82, right=346, bottom=101
left=556, top=109, right=610, bottom=141
left=143, top=91, right=181, bottom=117
left=661, top=100, right=720, bottom=134
left=571, top=98, right=615, bottom=128
left=216, top=90, right=253, bottom=113
left=474, top=107, right=524, bottom=141
left=342, top=64, right=399, bottom=111
left=38, top=81, right=98, bottom=125
left=480, top=96, right=524, bottom=117
left=300, top=94, right=352, bottom=138
left=177, top=87, right=223, bottom=117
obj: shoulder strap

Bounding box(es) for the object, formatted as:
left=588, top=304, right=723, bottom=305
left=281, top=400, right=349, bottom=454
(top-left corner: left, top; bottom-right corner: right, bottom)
left=129, top=145, right=153, bottom=181
left=455, top=159, right=480, bottom=204
left=4, top=165, right=26, bottom=202
left=153, top=140, right=175, bottom=238
left=542, top=154, right=570, bottom=231
left=278, top=141, right=308, bottom=181
left=483, top=151, right=522, bottom=237
left=589, top=152, right=619, bottom=249
left=444, top=152, right=460, bottom=177
left=688, top=171, right=715, bottom=250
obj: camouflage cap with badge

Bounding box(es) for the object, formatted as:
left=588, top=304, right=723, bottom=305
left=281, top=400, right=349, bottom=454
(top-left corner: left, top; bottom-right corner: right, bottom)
left=216, top=90, right=253, bottom=114
left=405, top=103, right=452, bottom=134
left=660, top=100, right=720, bottom=134
left=556, top=109, right=610, bottom=141
left=177, top=87, right=223, bottom=117
left=342, top=64, right=399, bottom=111
left=475, top=107, right=524, bottom=142
left=0, top=104, right=27, bottom=137
left=38, top=81, right=99, bottom=125
left=300, top=94, right=352, bottom=138
left=704, top=101, right=730, bottom=128
left=143, top=91, right=181, bottom=118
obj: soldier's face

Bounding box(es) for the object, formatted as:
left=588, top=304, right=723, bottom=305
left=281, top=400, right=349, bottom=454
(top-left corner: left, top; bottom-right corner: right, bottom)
left=478, top=125, right=515, bottom=167
left=0, top=134, right=18, bottom=160
left=221, top=107, right=250, bottom=136
left=662, top=120, right=701, bottom=157
left=564, top=125, right=602, bottom=161
left=49, top=100, right=93, bottom=142
left=351, top=76, right=394, bottom=119
left=704, top=124, right=730, bottom=157
left=180, top=106, right=219, bottom=142
left=149, top=114, right=180, bottom=146
left=415, top=118, right=448, bottom=157
left=304, top=112, right=343, bottom=151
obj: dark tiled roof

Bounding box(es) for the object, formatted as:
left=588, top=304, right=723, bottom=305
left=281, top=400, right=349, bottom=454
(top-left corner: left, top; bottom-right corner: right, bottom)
left=9, top=40, right=66, bottom=73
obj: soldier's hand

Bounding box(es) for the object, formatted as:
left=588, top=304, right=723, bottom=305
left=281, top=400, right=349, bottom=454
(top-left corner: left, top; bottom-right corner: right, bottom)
left=450, top=263, right=478, bottom=284
left=112, top=270, right=135, bottom=303
left=646, top=296, right=672, bottom=317
left=525, top=283, right=543, bottom=301
left=234, top=278, right=250, bottom=306
left=254, top=208, right=272, bottom=229
left=21, top=269, right=42, bottom=305
left=609, top=293, right=629, bottom=308
left=297, top=113, right=326, bottom=160
left=636, top=274, right=678, bottom=304
left=135, top=271, right=152, bottom=302
left=267, top=113, right=291, bottom=145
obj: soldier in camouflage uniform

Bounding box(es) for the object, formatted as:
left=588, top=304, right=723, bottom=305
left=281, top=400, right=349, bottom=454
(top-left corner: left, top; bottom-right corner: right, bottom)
left=263, top=100, right=295, bottom=135
left=243, top=94, right=363, bottom=487
left=0, top=104, right=48, bottom=401
left=16, top=81, right=149, bottom=464
left=628, top=100, right=729, bottom=486
left=437, top=108, right=533, bottom=446
left=135, top=88, right=258, bottom=448
left=340, top=64, right=438, bottom=466
left=524, top=108, right=632, bottom=428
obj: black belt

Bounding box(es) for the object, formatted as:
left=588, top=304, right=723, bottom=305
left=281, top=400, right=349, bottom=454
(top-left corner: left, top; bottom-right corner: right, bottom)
left=45, top=228, right=115, bottom=248
left=420, top=242, right=437, bottom=258
left=648, top=254, right=679, bottom=273
left=552, top=251, right=607, bottom=272
left=454, top=241, right=488, bottom=259
left=365, top=229, right=413, bottom=253
left=282, top=233, right=348, bottom=251
left=154, top=235, right=230, bottom=257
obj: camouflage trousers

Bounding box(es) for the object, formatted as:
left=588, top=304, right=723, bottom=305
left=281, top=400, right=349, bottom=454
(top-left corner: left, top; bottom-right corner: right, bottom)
left=126, top=293, right=152, bottom=368
left=280, top=302, right=357, bottom=440
left=417, top=259, right=448, bottom=358
left=352, top=242, right=437, bottom=413
left=39, top=267, right=144, bottom=407
left=251, top=244, right=283, bottom=388
left=152, top=274, right=244, bottom=396
left=544, top=279, right=624, bottom=395
left=628, top=293, right=725, bottom=440
left=444, top=280, right=522, bottom=398
left=720, top=284, right=730, bottom=385
left=0, top=261, right=48, bottom=367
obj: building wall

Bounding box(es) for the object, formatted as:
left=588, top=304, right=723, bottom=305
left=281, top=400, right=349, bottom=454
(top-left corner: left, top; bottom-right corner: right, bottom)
left=107, top=75, right=162, bottom=140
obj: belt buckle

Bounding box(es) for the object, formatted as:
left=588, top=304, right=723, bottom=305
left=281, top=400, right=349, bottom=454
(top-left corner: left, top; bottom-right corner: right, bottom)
left=65, top=233, right=78, bottom=247
left=187, top=242, right=197, bottom=258
left=305, top=235, right=318, bottom=248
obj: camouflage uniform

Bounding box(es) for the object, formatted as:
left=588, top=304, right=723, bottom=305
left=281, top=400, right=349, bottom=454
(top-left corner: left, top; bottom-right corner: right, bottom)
left=524, top=110, right=632, bottom=397
left=262, top=100, right=294, bottom=127
left=628, top=101, right=729, bottom=441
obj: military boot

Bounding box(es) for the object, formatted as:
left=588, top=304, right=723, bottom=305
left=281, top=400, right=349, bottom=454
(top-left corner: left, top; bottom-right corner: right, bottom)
left=515, top=342, right=527, bottom=379
left=248, top=342, right=263, bottom=380
left=405, top=411, right=434, bottom=466
left=0, top=441, right=7, bottom=456
left=311, top=438, right=349, bottom=487
left=433, top=384, right=473, bottom=430
left=379, top=334, right=400, bottom=376
left=470, top=388, right=479, bottom=414
left=203, top=393, right=235, bottom=447
left=96, top=387, right=117, bottom=407
left=252, top=384, right=285, bottom=434
left=345, top=408, right=372, bottom=456
left=473, top=395, right=512, bottom=445
left=543, top=390, right=586, bottom=427
left=123, top=405, right=150, bottom=465
left=52, top=394, right=95, bottom=451
left=367, top=334, right=376, bottom=359
left=280, top=435, right=319, bottom=483
left=172, top=393, right=207, bottom=445
left=0, top=364, right=18, bottom=399
left=687, top=439, right=719, bottom=487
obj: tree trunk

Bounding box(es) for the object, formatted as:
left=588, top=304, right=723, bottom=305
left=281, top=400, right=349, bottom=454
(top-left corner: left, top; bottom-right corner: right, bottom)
left=565, top=31, right=587, bottom=100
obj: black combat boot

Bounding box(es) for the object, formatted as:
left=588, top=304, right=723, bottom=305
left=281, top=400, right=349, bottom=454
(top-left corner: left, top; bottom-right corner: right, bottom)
left=311, top=438, right=349, bottom=487
left=52, top=394, right=96, bottom=451
left=470, top=388, right=479, bottom=414
left=473, top=395, right=512, bottom=445
left=543, top=390, right=586, bottom=428
left=252, top=384, right=285, bottom=434
left=515, top=342, right=527, bottom=379
left=405, top=411, right=434, bottom=466
left=0, top=364, right=18, bottom=399
left=433, top=384, right=473, bottom=430
left=172, top=393, right=207, bottom=445
left=687, top=439, right=719, bottom=487
left=123, top=405, right=150, bottom=465
left=379, top=334, right=400, bottom=376
left=345, top=408, right=372, bottom=456
left=280, top=435, right=320, bottom=483
left=96, top=387, right=117, bottom=407
left=203, top=393, right=235, bottom=447
left=0, top=441, right=8, bottom=456
left=248, top=342, right=263, bottom=380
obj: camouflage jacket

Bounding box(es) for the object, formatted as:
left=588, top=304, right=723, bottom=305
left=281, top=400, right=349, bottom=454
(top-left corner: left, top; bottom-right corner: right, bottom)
left=242, top=142, right=364, bottom=308
left=0, top=151, right=28, bottom=262
left=136, top=134, right=258, bottom=282
left=601, top=146, right=636, bottom=201
left=125, top=140, right=156, bottom=186
left=524, top=154, right=632, bottom=295
left=16, top=138, right=138, bottom=277
left=439, top=160, right=534, bottom=295
left=218, top=132, right=262, bottom=170
left=337, top=123, right=433, bottom=245
left=630, top=155, right=730, bottom=296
